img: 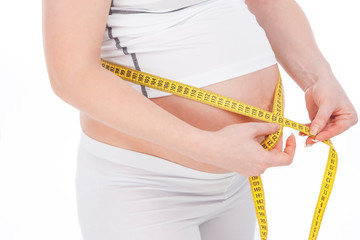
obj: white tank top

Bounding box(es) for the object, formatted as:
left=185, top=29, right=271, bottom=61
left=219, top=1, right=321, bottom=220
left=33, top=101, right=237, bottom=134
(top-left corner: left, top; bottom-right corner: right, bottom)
left=101, top=0, right=277, bottom=98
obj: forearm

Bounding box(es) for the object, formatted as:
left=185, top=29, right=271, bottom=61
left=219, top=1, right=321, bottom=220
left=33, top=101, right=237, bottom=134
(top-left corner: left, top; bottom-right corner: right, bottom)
left=51, top=63, right=204, bottom=157
left=42, top=0, right=205, bottom=159
left=246, top=0, right=334, bottom=91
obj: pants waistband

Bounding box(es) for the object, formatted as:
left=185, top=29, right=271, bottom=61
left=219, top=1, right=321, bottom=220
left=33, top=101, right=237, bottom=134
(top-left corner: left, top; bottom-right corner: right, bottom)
left=78, top=129, right=237, bottom=180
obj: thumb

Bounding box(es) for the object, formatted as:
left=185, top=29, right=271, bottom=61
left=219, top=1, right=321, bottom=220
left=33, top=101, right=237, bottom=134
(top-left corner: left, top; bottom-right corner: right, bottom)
left=310, top=103, right=333, bottom=136
left=250, top=122, right=281, bottom=137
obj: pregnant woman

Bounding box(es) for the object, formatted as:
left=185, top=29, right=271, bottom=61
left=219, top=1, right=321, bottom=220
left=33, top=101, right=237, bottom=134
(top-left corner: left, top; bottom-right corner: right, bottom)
left=42, top=0, right=357, bottom=239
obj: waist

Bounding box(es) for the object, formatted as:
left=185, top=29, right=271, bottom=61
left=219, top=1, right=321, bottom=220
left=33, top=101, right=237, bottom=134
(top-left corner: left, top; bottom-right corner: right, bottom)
left=80, top=64, right=279, bottom=174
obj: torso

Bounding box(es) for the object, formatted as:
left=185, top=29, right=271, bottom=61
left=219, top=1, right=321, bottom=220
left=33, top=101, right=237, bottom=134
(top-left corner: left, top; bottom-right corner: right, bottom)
left=80, top=64, right=280, bottom=174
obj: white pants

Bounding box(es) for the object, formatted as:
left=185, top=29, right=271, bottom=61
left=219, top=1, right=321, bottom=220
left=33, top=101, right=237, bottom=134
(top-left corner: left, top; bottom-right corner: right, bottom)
left=76, top=129, right=256, bottom=240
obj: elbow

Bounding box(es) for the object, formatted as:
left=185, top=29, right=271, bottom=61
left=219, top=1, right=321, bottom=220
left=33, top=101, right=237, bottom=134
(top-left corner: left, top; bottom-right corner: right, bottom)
left=48, top=73, right=68, bottom=100
left=45, top=62, right=85, bottom=102
left=46, top=64, right=72, bottom=100
left=44, top=53, right=101, bottom=102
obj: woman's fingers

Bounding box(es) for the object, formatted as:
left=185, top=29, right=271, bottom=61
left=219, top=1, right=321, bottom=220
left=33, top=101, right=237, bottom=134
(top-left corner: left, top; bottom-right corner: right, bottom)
left=297, top=123, right=317, bottom=147
left=304, top=111, right=358, bottom=146
left=305, top=88, right=318, bottom=121
left=304, top=79, right=358, bottom=145
left=313, top=114, right=356, bottom=141
left=264, top=133, right=296, bottom=167
left=310, top=102, right=334, bottom=136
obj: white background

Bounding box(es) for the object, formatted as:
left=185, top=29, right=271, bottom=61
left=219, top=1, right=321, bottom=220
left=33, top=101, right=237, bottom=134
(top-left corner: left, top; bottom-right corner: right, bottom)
left=0, top=0, right=359, bottom=239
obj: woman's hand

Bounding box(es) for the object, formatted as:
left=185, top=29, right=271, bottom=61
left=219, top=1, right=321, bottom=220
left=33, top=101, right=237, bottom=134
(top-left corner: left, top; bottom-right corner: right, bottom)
left=192, top=122, right=296, bottom=177
left=246, top=0, right=358, bottom=145
left=302, top=73, right=358, bottom=146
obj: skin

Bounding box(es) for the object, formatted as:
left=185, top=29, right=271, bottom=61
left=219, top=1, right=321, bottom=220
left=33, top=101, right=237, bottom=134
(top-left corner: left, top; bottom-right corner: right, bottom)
left=245, top=0, right=358, bottom=146
left=42, top=0, right=357, bottom=177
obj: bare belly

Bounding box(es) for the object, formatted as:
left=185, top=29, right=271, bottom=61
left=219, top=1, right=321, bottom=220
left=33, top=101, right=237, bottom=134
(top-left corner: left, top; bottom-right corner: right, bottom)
left=80, top=64, right=280, bottom=174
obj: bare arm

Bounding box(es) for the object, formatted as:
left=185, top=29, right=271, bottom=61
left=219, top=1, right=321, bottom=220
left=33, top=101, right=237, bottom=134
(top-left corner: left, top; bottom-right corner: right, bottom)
left=42, top=0, right=203, bottom=157
left=246, top=0, right=358, bottom=142
left=245, top=0, right=329, bottom=90
left=42, top=0, right=297, bottom=176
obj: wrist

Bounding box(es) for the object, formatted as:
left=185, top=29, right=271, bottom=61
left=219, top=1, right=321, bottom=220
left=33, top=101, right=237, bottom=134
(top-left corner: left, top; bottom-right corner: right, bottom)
left=293, top=60, right=334, bottom=92
left=180, top=128, right=212, bottom=162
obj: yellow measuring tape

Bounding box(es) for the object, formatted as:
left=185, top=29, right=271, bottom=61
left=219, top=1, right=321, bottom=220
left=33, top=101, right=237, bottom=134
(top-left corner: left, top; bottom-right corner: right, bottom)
left=101, top=59, right=337, bottom=240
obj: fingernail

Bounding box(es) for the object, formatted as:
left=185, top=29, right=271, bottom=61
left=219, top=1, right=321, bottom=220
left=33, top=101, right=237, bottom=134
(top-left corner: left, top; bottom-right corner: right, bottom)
left=311, top=139, right=320, bottom=143
left=310, top=125, right=319, bottom=136
left=290, top=132, right=295, bottom=137
left=305, top=143, right=312, bottom=147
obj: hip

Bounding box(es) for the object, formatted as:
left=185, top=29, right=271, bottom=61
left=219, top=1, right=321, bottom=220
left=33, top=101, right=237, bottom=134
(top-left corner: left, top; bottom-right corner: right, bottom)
left=75, top=134, right=253, bottom=239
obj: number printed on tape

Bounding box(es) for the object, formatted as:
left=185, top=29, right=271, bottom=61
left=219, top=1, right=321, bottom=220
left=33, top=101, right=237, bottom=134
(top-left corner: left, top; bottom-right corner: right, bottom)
left=101, top=59, right=338, bottom=240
